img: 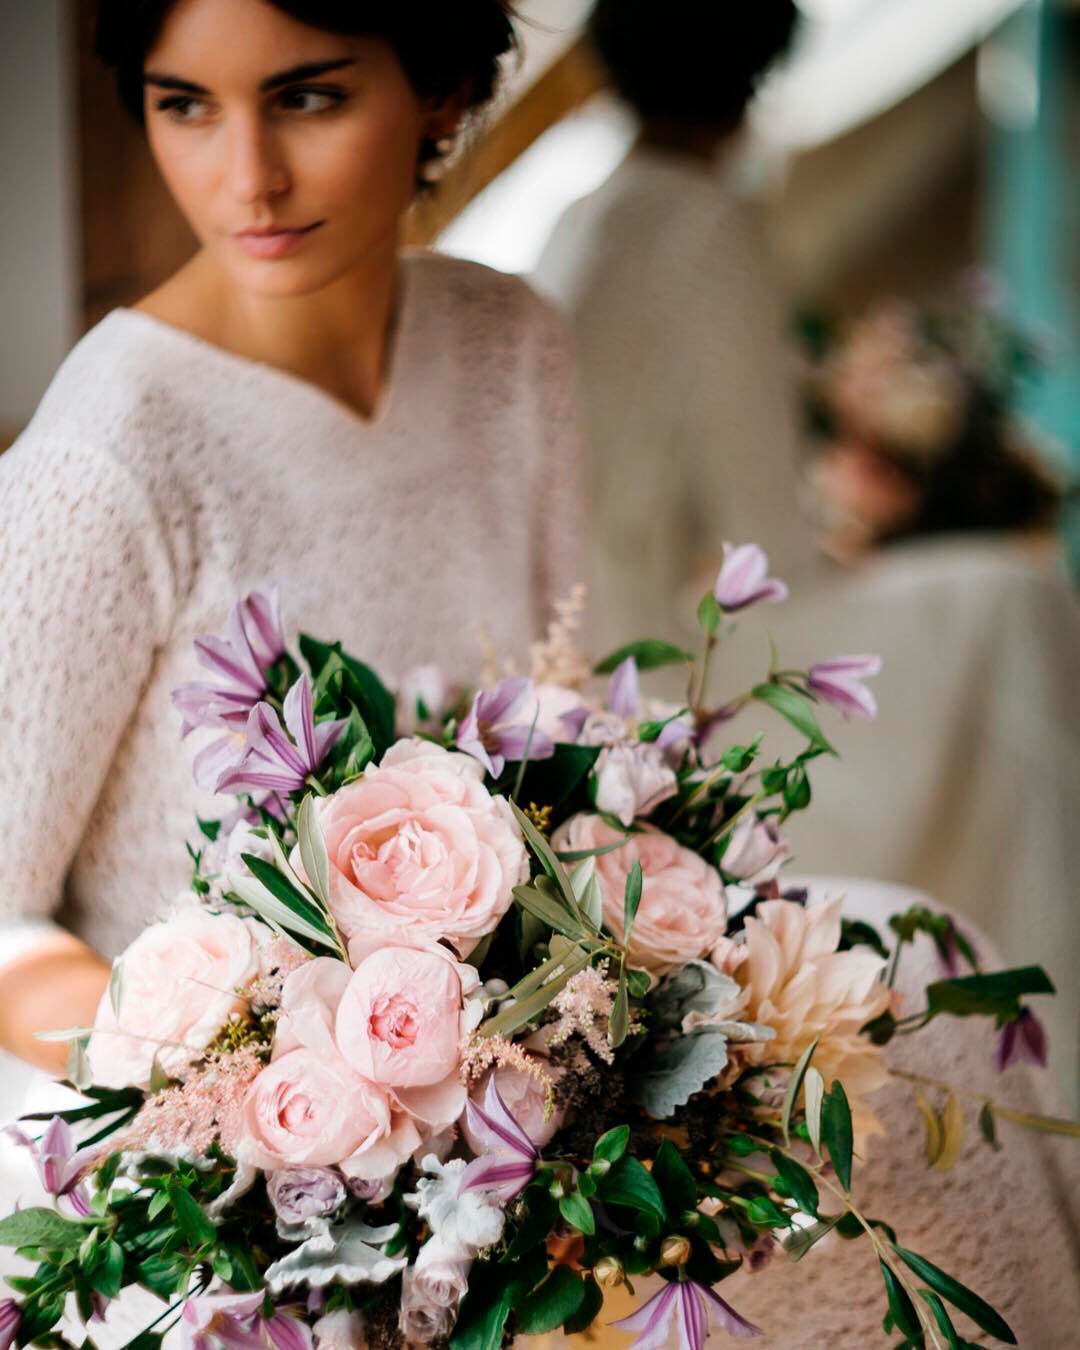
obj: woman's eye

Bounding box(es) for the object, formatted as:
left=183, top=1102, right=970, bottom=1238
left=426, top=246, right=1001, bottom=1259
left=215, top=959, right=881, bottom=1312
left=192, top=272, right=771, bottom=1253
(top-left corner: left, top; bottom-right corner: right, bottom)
left=154, top=95, right=210, bottom=123
left=277, top=87, right=345, bottom=114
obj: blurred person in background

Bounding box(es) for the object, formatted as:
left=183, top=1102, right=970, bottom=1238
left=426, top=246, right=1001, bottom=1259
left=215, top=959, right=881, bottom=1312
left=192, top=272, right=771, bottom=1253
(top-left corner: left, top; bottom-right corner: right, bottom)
left=533, top=0, right=817, bottom=657
left=0, top=0, right=582, bottom=1076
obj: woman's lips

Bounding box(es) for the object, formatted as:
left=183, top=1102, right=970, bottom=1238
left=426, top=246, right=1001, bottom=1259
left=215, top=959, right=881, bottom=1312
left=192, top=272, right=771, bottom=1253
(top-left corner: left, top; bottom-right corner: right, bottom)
left=233, top=222, right=324, bottom=259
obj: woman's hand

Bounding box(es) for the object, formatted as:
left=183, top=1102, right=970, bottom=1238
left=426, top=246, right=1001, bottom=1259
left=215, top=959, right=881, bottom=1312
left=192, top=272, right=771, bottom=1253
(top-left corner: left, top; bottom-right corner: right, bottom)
left=0, top=936, right=110, bottom=1074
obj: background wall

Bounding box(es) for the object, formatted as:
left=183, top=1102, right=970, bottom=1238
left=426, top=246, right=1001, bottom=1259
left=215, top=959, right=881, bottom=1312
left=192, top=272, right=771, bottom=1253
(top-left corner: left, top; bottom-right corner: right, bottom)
left=0, top=0, right=79, bottom=439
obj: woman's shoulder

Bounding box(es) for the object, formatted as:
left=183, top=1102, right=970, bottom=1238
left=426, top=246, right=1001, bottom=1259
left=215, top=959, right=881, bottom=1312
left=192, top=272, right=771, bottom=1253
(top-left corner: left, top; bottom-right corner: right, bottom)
left=403, top=249, right=567, bottom=345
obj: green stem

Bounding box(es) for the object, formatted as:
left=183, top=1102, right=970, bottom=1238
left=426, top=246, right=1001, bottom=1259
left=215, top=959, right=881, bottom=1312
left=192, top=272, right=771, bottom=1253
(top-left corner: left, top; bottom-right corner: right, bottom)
left=305, top=776, right=328, bottom=797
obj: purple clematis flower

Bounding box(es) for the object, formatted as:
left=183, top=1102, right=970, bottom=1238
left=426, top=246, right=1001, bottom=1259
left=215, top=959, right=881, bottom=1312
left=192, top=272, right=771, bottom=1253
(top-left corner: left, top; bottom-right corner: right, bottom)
left=172, top=590, right=286, bottom=790
left=216, top=675, right=346, bottom=798
left=6, top=1116, right=94, bottom=1217
left=613, top=1279, right=762, bottom=1348
left=807, top=654, right=882, bottom=720
left=181, top=1289, right=312, bottom=1350
left=608, top=657, right=641, bottom=719
left=0, top=1299, right=20, bottom=1350
left=460, top=1077, right=541, bottom=1202
left=713, top=544, right=788, bottom=614
left=456, top=676, right=555, bottom=778
left=993, top=1008, right=1048, bottom=1073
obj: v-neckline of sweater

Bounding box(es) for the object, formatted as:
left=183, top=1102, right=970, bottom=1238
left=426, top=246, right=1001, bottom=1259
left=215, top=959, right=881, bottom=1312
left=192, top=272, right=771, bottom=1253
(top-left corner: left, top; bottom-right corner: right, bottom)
left=111, top=258, right=418, bottom=434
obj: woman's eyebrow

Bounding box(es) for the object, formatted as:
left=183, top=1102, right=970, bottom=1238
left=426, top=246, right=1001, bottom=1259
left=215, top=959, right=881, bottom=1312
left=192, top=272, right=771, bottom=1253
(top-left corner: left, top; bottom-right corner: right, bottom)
left=142, top=58, right=358, bottom=98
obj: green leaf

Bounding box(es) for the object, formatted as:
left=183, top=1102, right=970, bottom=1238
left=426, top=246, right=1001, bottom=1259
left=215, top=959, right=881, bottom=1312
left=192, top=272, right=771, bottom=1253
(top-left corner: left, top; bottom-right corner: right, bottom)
left=609, top=965, right=630, bottom=1048
left=451, top=1250, right=547, bottom=1350
left=593, top=1125, right=630, bottom=1165
left=697, top=592, right=723, bottom=635
left=513, top=744, right=602, bottom=814
left=746, top=1196, right=789, bottom=1229
left=562, top=1275, right=604, bottom=1335
left=920, top=1290, right=963, bottom=1349
left=147, top=1190, right=170, bottom=1222
left=721, top=738, right=761, bottom=774
left=169, top=1187, right=216, bottom=1247
left=781, top=1038, right=819, bottom=1144
left=752, top=684, right=836, bottom=755
left=860, top=1009, right=898, bottom=1046
left=242, top=855, right=330, bottom=934
left=90, top=1239, right=125, bottom=1299
left=595, top=640, right=695, bottom=675
left=977, top=1102, right=1001, bottom=1152
left=839, top=919, right=890, bottom=960
left=622, top=861, right=643, bottom=945
left=783, top=763, right=811, bottom=812
left=511, top=883, right=586, bottom=941
left=558, top=1192, right=596, bottom=1237
left=230, top=864, right=338, bottom=953
left=625, top=966, right=652, bottom=998
left=297, top=793, right=332, bottom=908
left=880, top=1260, right=922, bottom=1341
left=925, top=967, right=1055, bottom=1019
left=322, top=705, right=375, bottom=787
left=136, top=1251, right=189, bottom=1299
left=804, top=1067, right=825, bottom=1155
left=629, top=1030, right=732, bottom=1120
left=300, top=635, right=396, bottom=757
left=479, top=946, right=593, bottom=1039
left=652, top=1139, right=698, bottom=1218
left=897, top=1247, right=1017, bottom=1344
left=782, top=1215, right=840, bottom=1261
left=516, top=1266, right=586, bottom=1335
left=0, top=1207, right=88, bottom=1251
left=821, top=1080, right=854, bottom=1192
left=503, top=1187, right=557, bottom=1262
left=594, top=1155, right=667, bottom=1221
left=770, top=1151, right=819, bottom=1218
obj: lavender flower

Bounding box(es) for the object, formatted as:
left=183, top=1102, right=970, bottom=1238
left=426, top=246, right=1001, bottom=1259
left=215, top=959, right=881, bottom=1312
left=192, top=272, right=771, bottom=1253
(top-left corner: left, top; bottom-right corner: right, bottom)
left=0, top=1300, right=20, bottom=1350
left=5, top=1116, right=94, bottom=1216
left=807, top=654, right=882, bottom=720
left=216, top=675, right=346, bottom=797
left=460, top=1077, right=541, bottom=1202
left=267, top=1168, right=347, bottom=1231
left=172, top=590, right=286, bottom=789
left=456, top=676, right=554, bottom=778
left=181, top=1289, right=313, bottom=1350
left=993, top=1008, right=1048, bottom=1073
left=608, top=657, right=641, bottom=718
left=713, top=544, right=788, bottom=613
left=613, top=1279, right=762, bottom=1348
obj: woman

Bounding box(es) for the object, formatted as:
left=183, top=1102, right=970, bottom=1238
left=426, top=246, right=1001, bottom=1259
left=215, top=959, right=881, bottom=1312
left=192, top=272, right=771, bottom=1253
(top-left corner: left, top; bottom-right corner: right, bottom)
left=0, top=0, right=582, bottom=1071
left=533, top=0, right=817, bottom=657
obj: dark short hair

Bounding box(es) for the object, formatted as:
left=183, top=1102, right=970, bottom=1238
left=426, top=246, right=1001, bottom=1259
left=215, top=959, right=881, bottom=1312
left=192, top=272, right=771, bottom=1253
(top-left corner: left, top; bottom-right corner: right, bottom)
left=588, top=0, right=798, bottom=131
left=96, top=0, right=517, bottom=133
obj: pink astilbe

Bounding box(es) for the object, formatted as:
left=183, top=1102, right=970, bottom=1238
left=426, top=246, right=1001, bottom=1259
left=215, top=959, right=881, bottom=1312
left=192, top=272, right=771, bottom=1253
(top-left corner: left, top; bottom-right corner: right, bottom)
left=542, top=963, right=639, bottom=1065
left=530, top=585, right=591, bottom=688
left=459, top=1034, right=553, bottom=1101
left=247, top=939, right=311, bottom=1011
left=113, top=1048, right=265, bottom=1158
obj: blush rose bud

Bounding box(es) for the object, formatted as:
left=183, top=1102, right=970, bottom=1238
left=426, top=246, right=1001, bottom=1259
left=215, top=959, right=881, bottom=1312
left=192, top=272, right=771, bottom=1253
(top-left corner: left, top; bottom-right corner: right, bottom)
left=660, top=1236, right=692, bottom=1268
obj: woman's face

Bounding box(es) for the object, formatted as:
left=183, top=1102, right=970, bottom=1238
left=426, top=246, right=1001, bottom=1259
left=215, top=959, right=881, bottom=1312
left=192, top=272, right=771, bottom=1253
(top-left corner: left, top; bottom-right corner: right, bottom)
left=143, top=0, right=446, bottom=297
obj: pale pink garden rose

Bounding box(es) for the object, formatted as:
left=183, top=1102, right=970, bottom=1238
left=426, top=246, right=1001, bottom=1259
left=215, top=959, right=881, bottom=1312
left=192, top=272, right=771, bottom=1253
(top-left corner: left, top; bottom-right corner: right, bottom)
left=711, top=897, right=892, bottom=1143
left=553, top=815, right=728, bottom=976
left=237, top=1046, right=391, bottom=1170
left=461, top=1059, right=565, bottom=1154
left=88, top=907, right=263, bottom=1089
left=305, top=739, right=528, bottom=957
left=336, top=936, right=483, bottom=1136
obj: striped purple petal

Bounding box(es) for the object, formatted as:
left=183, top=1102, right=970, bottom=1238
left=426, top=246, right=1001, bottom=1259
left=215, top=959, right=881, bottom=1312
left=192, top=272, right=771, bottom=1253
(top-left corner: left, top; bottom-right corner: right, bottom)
left=699, top=1283, right=763, bottom=1339
left=713, top=544, right=789, bottom=614
left=469, top=1078, right=539, bottom=1159
left=477, top=676, right=532, bottom=726
left=678, top=1283, right=705, bottom=1350
left=491, top=724, right=555, bottom=764
left=808, top=655, right=882, bottom=720
left=608, top=658, right=640, bottom=719
left=265, top=1312, right=314, bottom=1350
left=0, top=1299, right=21, bottom=1350
left=611, top=1281, right=678, bottom=1350
left=461, top=1155, right=536, bottom=1200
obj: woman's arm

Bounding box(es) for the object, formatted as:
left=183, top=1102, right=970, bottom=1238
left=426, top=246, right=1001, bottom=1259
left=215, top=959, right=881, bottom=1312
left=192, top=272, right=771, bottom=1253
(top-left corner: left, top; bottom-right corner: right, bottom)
left=0, top=432, right=177, bottom=1069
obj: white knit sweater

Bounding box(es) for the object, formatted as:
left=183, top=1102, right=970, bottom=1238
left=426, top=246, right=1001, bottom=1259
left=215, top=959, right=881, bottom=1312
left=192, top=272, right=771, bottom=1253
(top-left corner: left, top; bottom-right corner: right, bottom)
left=0, top=251, right=584, bottom=961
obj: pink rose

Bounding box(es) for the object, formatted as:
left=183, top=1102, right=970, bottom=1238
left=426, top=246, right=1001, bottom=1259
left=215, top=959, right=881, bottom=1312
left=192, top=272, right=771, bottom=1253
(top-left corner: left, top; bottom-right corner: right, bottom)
left=305, top=739, right=527, bottom=957
left=336, top=938, right=482, bottom=1135
left=238, top=1047, right=391, bottom=1170
left=88, top=908, right=263, bottom=1089
left=554, top=815, right=728, bottom=975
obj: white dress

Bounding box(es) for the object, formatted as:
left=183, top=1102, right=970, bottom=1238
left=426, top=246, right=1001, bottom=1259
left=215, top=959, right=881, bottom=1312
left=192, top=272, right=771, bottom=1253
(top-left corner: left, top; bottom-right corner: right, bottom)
left=532, top=143, right=819, bottom=657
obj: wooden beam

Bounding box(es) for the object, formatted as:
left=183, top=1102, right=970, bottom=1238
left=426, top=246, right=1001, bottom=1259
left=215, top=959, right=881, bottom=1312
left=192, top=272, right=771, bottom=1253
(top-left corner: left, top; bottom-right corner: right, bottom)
left=406, top=37, right=607, bottom=246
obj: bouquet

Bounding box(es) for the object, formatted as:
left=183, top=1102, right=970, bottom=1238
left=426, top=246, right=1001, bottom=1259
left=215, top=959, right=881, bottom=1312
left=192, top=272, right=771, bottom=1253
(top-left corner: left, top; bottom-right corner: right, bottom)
left=799, top=273, right=1061, bottom=561
left=1, top=544, right=1072, bottom=1350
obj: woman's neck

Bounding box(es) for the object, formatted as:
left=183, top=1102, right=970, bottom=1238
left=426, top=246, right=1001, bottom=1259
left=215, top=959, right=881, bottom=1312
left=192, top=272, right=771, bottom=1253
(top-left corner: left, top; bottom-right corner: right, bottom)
left=134, top=240, right=402, bottom=421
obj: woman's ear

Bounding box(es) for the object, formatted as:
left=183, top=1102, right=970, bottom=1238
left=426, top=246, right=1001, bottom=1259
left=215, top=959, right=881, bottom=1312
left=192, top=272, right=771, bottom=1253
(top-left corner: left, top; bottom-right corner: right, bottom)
left=421, top=86, right=472, bottom=143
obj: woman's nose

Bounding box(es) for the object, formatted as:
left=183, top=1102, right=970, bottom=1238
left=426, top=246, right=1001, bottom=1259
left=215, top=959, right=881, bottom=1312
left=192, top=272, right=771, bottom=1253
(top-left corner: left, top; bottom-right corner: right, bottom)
left=226, top=113, right=290, bottom=206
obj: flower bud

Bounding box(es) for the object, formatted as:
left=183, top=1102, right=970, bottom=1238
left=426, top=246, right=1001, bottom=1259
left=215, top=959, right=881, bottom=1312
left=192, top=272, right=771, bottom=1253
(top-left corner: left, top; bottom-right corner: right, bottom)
left=660, top=1235, right=692, bottom=1268
left=588, top=1158, right=611, bottom=1179
left=593, top=1257, right=625, bottom=1289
